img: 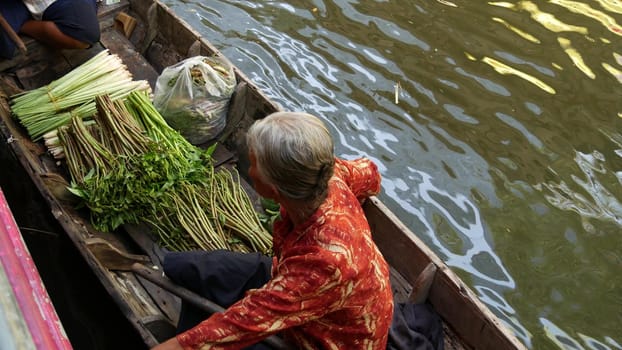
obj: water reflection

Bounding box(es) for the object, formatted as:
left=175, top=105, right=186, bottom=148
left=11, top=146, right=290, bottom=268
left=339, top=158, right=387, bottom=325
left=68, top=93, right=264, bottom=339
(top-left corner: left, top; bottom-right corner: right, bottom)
left=477, top=285, right=533, bottom=348
left=540, top=318, right=622, bottom=350
left=165, top=0, right=622, bottom=348
left=414, top=169, right=515, bottom=288
left=518, top=1, right=589, bottom=34
left=558, top=37, right=596, bottom=79
left=602, top=52, right=622, bottom=83
left=481, top=56, right=556, bottom=94
left=492, top=17, right=542, bottom=43
left=550, top=0, right=622, bottom=36
left=536, top=136, right=622, bottom=229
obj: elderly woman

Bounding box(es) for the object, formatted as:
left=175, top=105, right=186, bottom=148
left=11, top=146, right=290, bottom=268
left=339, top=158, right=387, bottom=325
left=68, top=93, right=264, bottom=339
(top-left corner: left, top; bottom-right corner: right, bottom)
left=155, top=111, right=395, bottom=349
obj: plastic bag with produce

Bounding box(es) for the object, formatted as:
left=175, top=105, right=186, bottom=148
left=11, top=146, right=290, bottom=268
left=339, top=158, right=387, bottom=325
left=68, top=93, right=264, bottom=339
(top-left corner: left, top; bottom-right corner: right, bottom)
left=153, top=55, right=236, bottom=144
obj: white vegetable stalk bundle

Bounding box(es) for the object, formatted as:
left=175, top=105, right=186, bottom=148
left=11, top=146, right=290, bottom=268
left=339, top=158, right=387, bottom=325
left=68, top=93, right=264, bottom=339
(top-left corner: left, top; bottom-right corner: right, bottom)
left=10, top=50, right=151, bottom=141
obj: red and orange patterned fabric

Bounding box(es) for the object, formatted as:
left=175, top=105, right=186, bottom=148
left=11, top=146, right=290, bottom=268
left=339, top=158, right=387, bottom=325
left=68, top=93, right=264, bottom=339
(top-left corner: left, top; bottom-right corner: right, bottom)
left=177, top=157, right=394, bottom=350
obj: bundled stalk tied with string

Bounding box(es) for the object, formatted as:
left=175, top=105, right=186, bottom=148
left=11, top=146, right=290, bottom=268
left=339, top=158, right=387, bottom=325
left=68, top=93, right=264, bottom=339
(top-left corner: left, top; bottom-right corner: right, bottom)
left=10, top=50, right=150, bottom=141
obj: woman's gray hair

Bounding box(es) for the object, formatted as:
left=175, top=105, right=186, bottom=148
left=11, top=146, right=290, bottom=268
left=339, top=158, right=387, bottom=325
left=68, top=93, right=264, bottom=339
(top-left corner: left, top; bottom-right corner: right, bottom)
left=247, top=112, right=335, bottom=201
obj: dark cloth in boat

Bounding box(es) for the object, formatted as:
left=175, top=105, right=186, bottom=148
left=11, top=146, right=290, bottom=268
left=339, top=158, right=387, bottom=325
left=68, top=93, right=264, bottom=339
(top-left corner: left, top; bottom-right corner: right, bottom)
left=0, top=0, right=99, bottom=59
left=164, top=250, right=273, bottom=350
left=387, top=302, right=444, bottom=350
left=164, top=250, right=273, bottom=334
left=164, top=249, right=444, bottom=350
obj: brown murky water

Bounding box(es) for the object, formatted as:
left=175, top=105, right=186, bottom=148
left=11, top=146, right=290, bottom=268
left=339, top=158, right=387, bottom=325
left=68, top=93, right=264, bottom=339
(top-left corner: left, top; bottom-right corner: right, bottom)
left=164, top=0, right=622, bottom=349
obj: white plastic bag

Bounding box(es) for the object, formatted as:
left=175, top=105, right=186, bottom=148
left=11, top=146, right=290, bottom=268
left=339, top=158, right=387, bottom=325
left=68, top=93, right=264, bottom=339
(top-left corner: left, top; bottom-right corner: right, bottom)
left=153, top=56, right=236, bottom=144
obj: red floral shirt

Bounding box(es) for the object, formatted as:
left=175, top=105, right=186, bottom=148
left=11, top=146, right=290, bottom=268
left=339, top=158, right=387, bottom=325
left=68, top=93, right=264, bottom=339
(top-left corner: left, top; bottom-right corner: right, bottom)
left=177, top=158, right=394, bottom=349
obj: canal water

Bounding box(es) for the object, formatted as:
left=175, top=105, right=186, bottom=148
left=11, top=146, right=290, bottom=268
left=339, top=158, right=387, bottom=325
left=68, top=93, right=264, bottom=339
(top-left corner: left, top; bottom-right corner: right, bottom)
left=161, top=1, right=621, bottom=349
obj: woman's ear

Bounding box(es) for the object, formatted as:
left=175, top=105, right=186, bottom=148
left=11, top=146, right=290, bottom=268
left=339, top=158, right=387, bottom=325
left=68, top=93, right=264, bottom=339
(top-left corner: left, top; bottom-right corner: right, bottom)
left=267, top=184, right=281, bottom=202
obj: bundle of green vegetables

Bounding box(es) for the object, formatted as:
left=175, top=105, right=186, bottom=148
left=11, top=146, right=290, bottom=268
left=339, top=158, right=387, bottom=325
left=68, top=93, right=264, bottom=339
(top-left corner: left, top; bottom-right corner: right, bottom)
left=10, top=50, right=150, bottom=141
left=59, top=91, right=272, bottom=254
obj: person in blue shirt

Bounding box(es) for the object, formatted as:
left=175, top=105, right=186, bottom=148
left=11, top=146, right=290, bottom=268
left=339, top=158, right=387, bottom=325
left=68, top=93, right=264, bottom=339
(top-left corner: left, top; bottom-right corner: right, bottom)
left=0, top=0, right=100, bottom=59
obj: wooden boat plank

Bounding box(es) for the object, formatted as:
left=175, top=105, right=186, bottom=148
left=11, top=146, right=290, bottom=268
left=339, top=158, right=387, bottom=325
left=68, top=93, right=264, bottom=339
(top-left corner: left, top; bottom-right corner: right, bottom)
left=152, top=4, right=202, bottom=57
left=62, top=44, right=104, bottom=68
left=99, top=26, right=159, bottom=88
left=123, top=224, right=182, bottom=322
left=51, top=209, right=168, bottom=347
left=0, top=37, right=51, bottom=73
left=15, top=57, right=69, bottom=91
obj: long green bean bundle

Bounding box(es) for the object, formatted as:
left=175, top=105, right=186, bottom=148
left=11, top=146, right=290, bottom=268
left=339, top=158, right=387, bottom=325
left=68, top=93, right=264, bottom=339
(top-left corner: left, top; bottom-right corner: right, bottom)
left=213, top=169, right=273, bottom=253
left=61, top=92, right=272, bottom=254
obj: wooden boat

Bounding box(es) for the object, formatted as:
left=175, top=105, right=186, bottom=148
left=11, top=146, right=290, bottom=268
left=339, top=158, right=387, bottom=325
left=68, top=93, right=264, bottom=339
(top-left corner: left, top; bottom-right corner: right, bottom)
left=0, top=1, right=527, bottom=349
left=0, top=186, right=72, bottom=350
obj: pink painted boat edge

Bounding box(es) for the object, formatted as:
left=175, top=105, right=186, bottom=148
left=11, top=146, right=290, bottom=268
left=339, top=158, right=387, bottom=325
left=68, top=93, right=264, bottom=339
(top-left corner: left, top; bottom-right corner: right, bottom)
left=0, top=186, right=73, bottom=350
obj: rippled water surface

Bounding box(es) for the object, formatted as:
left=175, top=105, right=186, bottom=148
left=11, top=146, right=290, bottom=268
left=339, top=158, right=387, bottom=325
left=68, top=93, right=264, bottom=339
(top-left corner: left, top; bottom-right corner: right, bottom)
left=164, top=0, right=621, bottom=348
